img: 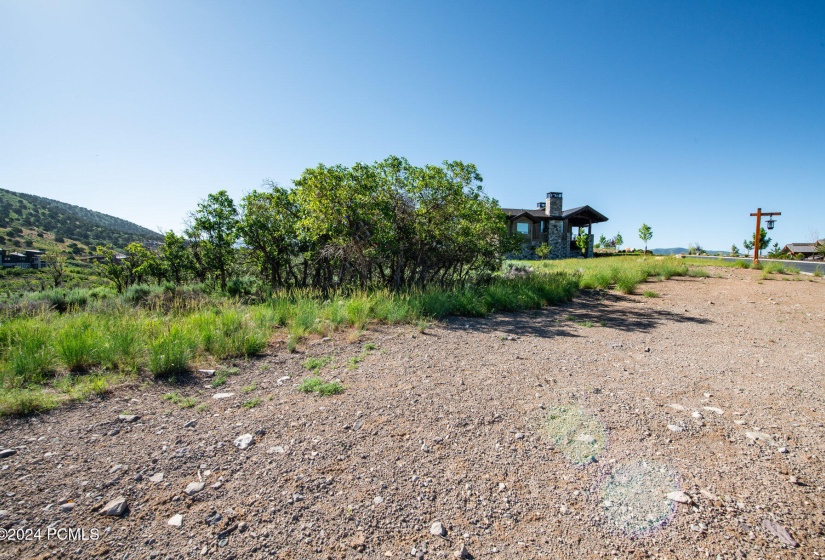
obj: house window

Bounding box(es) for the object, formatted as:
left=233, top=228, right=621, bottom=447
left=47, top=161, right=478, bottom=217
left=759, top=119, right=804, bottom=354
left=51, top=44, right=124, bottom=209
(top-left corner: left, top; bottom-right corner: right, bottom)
left=516, top=222, right=530, bottom=235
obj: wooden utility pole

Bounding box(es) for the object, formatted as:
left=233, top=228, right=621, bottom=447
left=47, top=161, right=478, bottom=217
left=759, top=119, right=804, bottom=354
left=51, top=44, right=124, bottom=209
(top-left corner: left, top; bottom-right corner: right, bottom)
left=749, top=208, right=781, bottom=265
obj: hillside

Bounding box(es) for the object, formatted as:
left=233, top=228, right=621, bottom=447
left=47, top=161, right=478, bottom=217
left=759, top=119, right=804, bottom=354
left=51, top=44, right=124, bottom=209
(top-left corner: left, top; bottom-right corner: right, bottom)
left=0, top=187, right=162, bottom=255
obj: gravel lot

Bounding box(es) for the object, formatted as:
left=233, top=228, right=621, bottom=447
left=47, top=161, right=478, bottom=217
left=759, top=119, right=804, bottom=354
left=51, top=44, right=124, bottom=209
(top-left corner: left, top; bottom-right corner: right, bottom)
left=1, top=267, right=823, bottom=559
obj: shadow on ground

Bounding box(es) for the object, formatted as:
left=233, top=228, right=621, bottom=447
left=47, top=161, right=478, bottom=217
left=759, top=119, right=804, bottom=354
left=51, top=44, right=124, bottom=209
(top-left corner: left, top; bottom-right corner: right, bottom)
left=441, top=290, right=712, bottom=339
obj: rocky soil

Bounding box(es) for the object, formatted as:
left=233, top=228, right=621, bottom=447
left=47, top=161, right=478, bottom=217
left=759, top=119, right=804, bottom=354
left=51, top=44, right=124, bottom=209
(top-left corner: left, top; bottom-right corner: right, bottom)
left=1, top=267, right=824, bottom=559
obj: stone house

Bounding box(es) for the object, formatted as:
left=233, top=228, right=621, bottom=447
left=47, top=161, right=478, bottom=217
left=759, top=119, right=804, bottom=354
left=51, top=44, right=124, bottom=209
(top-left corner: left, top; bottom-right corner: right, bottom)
left=504, top=192, right=608, bottom=259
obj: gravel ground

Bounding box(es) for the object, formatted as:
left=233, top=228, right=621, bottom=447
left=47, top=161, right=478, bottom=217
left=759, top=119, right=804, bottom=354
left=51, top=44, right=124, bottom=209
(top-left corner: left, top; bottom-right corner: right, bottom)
left=1, top=267, right=824, bottom=559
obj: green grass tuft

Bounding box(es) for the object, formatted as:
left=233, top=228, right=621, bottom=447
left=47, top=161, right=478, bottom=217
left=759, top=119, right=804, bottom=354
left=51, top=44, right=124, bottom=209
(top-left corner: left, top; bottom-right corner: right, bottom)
left=149, top=326, right=194, bottom=377
left=297, top=376, right=344, bottom=396
left=163, top=391, right=198, bottom=408
left=210, top=367, right=239, bottom=388
left=686, top=268, right=710, bottom=278
left=0, top=388, right=59, bottom=416
left=304, top=356, right=333, bottom=372
left=242, top=398, right=261, bottom=409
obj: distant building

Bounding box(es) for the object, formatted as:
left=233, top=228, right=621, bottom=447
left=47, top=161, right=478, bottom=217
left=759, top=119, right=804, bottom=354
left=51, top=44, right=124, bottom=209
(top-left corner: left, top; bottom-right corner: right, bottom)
left=80, top=253, right=128, bottom=264
left=503, top=192, right=608, bottom=259
left=0, top=248, right=45, bottom=269
left=782, top=241, right=824, bottom=260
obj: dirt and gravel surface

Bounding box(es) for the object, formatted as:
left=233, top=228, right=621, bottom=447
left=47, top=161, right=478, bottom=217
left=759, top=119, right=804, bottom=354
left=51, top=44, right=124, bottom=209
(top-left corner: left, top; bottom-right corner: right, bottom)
left=1, top=267, right=824, bottom=559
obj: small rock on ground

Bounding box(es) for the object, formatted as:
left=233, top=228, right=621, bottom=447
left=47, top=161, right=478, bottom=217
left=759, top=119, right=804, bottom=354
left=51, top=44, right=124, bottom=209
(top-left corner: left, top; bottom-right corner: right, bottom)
left=99, top=496, right=128, bottom=516
left=234, top=434, right=255, bottom=449
left=430, top=521, right=447, bottom=537
left=666, top=491, right=692, bottom=504
left=762, top=519, right=799, bottom=548
left=454, top=543, right=471, bottom=559
left=185, top=482, right=205, bottom=495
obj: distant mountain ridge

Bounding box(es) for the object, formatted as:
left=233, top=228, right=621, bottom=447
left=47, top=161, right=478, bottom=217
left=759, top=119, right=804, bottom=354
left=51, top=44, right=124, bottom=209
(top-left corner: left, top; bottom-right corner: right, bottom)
left=0, top=187, right=162, bottom=254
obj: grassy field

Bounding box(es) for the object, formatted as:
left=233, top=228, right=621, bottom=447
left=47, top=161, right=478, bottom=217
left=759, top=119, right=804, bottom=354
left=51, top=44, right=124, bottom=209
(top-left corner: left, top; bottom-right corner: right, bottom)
left=511, top=255, right=690, bottom=293
left=3, top=254, right=777, bottom=417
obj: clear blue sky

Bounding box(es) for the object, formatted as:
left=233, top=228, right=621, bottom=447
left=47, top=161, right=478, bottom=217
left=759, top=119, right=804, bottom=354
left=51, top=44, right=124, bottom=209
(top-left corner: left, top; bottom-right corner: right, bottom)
left=2, top=0, right=823, bottom=250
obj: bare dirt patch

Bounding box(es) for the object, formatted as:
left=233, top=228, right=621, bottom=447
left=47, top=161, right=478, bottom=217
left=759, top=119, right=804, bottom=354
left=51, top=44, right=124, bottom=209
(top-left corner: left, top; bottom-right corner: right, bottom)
left=1, top=268, right=824, bottom=559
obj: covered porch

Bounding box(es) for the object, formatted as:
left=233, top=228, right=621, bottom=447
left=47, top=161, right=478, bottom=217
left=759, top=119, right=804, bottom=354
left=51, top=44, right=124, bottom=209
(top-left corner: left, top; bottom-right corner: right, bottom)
left=563, top=205, right=609, bottom=257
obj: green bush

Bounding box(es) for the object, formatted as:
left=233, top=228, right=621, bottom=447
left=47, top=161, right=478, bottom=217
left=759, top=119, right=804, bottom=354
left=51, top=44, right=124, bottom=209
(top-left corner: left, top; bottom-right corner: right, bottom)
left=226, top=276, right=262, bottom=299
left=125, top=284, right=155, bottom=305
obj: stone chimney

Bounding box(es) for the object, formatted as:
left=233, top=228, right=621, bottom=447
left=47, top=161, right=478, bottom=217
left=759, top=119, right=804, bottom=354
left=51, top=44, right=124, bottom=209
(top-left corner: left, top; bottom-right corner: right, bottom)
left=546, top=192, right=562, bottom=217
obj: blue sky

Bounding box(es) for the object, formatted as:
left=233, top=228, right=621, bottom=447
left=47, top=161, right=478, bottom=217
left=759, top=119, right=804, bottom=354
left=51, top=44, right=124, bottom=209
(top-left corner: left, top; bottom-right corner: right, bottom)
left=1, top=0, right=823, bottom=250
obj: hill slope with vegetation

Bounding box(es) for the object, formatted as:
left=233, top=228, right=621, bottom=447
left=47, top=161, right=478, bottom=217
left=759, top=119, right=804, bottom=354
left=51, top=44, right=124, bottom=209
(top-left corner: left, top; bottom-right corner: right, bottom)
left=0, top=187, right=162, bottom=255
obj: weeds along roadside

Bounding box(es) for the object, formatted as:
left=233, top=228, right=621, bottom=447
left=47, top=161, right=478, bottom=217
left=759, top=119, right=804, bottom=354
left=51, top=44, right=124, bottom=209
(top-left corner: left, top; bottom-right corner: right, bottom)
left=0, top=271, right=584, bottom=415
left=0, top=256, right=704, bottom=416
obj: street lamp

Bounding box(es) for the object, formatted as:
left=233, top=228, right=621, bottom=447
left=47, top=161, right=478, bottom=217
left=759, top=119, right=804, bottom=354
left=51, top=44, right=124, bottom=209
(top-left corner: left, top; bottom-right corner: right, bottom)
left=749, top=208, right=781, bottom=265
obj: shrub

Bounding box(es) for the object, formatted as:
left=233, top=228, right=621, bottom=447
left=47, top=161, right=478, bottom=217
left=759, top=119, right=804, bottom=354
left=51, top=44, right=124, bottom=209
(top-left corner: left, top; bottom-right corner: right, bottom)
left=226, top=276, right=263, bottom=299
left=125, top=284, right=154, bottom=305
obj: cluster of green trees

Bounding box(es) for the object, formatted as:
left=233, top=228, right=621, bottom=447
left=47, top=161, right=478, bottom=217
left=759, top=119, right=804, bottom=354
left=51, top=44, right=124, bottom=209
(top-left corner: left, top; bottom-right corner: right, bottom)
left=596, top=232, right=623, bottom=251
left=95, top=156, right=516, bottom=294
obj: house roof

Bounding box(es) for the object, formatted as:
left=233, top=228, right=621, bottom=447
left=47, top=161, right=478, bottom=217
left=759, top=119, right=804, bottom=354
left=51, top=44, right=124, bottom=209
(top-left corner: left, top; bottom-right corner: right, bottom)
left=562, top=205, right=609, bottom=226
left=783, top=244, right=817, bottom=253
left=502, top=208, right=547, bottom=222
left=503, top=205, right=609, bottom=226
